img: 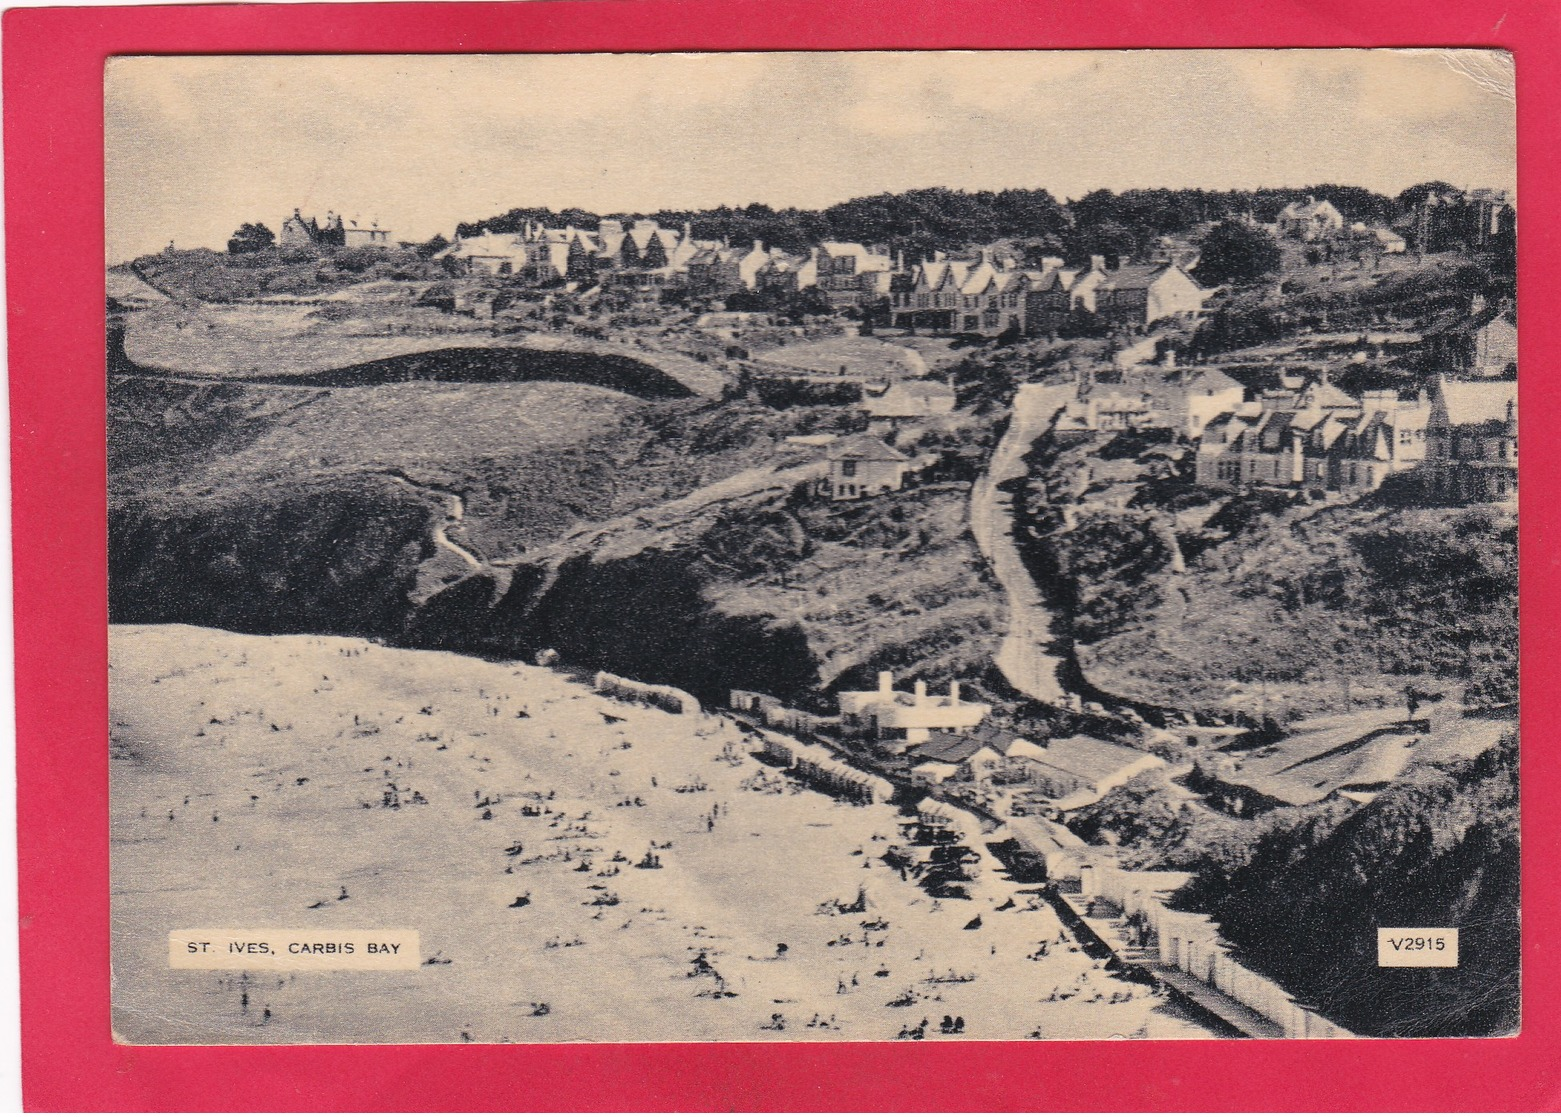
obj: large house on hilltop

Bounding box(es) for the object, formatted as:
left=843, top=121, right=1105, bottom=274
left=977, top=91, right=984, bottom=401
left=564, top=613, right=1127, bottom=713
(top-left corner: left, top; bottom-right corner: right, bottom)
left=1026, top=256, right=1207, bottom=334
left=890, top=251, right=1054, bottom=337
left=685, top=240, right=777, bottom=298
left=816, top=242, right=894, bottom=310
left=435, top=222, right=596, bottom=282
left=280, top=209, right=392, bottom=250
left=1093, top=262, right=1209, bottom=327
left=1276, top=196, right=1345, bottom=241
left=754, top=248, right=821, bottom=297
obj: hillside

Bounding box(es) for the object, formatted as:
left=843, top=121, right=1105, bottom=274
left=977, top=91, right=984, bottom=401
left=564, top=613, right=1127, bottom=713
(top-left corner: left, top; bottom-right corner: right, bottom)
left=1015, top=427, right=1517, bottom=722
left=110, top=332, right=1004, bottom=710
left=117, top=296, right=727, bottom=398
left=1175, top=737, right=1519, bottom=1037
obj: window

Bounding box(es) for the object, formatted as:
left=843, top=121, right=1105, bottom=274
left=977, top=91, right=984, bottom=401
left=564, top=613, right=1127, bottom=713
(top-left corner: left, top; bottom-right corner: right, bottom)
left=841, top=460, right=857, bottom=478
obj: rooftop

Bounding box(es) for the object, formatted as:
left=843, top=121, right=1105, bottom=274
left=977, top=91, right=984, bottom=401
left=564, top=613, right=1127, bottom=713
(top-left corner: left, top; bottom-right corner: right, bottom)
left=826, top=434, right=909, bottom=463
left=1027, top=735, right=1158, bottom=784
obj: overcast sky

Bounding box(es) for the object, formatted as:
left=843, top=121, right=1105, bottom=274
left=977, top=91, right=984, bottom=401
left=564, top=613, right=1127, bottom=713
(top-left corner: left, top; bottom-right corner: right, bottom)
left=105, top=49, right=1516, bottom=262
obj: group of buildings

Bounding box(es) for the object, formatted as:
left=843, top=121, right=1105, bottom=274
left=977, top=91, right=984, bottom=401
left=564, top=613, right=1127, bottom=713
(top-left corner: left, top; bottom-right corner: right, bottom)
left=428, top=215, right=1211, bottom=333
left=1056, top=356, right=1515, bottom=504
left=432, top=218, right=899, bottom=313
left=1191, top=373, right=1516, bottom=503
left=732, top=670, right=1162, bottom=813
left=1273, top=188, right=1517, bottom=258
left=279, top=208, right=393, bottom=249
left=888, top=251, right=1211, bottom=339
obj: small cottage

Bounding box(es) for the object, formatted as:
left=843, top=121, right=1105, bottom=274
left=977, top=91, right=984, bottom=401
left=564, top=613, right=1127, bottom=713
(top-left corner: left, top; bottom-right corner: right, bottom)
left=822, top=434, right=909, bottom=501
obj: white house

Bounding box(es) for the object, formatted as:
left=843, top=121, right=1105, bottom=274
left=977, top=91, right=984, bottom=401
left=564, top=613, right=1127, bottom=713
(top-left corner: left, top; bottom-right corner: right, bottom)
left=838, top=671, right=991, bottom=750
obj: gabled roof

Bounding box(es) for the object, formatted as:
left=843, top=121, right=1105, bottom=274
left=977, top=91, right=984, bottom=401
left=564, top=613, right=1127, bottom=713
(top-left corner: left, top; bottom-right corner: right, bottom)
left=1436, top=377, right=1517, bottom=427
left=912, top=724, right=1017, bottom=764
left=1300, top=378, right=1360, bottom=411
left=913, top=732, right=989, bottom=764
left=1178, top=367, right=1243, bottom=394
left=1278, top=197, right=1343, bottom=221
left=916, top=260, right=973, bottom=291
left=436, top=231, right=528, bottom=260
left=826, top=434, right=909, bottom=463
left=1098, top=263, right=1171, bottom=292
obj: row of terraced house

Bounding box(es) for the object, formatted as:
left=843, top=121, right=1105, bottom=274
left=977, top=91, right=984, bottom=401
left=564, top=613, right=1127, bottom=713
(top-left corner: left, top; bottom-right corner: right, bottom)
left=431, top=216, right=1209, bottom=332
left=888, top=251, right=1209, bottom=337
left=434, top=218, right=897, bottom=309
left=1194, top=374, right=1516, bottom=503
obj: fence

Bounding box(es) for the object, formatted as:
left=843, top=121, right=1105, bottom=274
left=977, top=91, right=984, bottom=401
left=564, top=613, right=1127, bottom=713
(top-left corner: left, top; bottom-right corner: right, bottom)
left=593, top=671, right=702, bottom=717
left=1081, top=858, right=1354, bottom=1039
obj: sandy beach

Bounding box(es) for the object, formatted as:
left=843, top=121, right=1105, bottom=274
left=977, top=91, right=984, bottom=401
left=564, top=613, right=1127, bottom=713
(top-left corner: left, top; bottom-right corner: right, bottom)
left=110, top=624, right=1215, bottom=1043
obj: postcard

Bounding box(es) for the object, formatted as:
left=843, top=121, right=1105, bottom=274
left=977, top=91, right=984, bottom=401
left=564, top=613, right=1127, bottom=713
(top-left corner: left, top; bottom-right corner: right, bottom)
left=101, top=48, right=1518, bottom=1048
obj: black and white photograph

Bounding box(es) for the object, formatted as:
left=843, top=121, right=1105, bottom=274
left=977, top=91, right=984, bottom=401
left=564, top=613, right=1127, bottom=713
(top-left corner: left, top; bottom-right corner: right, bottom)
left=106, top=49, right=1518, bottom=1044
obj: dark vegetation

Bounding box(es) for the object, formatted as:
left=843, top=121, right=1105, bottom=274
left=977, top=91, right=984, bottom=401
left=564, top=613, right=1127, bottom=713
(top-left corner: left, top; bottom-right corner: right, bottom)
left=110, top=479, right=432, bottom=637
left=1189, top=255, right=1510, bottom=361
left=1191, top=219, right=1282, bottom=287
left=131, top=244, right=442, bottom=302
left=1175, top=737, right=1519, bottom=1037
left=240, top=346, right=698, bottom=399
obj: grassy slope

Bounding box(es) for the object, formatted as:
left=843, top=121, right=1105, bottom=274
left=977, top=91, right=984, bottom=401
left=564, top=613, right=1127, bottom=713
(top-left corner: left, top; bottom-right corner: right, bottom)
left=1019, top=427, right=1517, bottom=720
left=1080, top=497, right=1517, bottom=716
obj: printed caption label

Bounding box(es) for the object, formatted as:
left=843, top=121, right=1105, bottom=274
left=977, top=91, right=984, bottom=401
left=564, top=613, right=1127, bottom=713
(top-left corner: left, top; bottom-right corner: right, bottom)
left=169, top=929, right=421, bottom=970
left=1377, top=927, right=1459, bottom=968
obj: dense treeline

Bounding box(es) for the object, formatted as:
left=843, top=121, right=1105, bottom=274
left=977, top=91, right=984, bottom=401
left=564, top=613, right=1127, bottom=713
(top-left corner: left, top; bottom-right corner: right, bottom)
left=454, top=183, right=1405, bottom=267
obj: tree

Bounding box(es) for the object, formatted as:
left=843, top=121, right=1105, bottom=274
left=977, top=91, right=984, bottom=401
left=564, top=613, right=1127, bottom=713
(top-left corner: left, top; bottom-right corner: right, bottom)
left=1395, top=180, right=1458, bottom=215
left=226, top=222, right=275, bottom=254
left=782, top=286, right=834, bottom=322
left=415, top=233, right=450, bottom=260
left=1193, top=219, right=1282, bottom=287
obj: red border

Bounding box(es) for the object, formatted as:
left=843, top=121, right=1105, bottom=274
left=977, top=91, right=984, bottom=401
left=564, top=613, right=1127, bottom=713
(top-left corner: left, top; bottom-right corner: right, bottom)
left=7, top=1, right=1558, bottom=1110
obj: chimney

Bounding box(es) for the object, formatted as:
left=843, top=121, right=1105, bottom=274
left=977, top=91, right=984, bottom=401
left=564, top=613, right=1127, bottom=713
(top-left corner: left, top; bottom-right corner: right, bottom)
left=878, top=670, right=894, bottom=696
left=1090, top=254, right=1106, bottom=272
left=914, top=680, right=928, bottom=707
left=949, top=681, right=961, bottom=705
left=753, top=239, right=764, bottom=253
left=1163, top=349, right=1177, bottom=369
left=682, top=221, right=692, bottom=241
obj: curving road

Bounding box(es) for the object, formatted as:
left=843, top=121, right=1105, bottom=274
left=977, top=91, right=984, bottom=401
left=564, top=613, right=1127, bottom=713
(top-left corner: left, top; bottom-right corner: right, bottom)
left=970, top=382, right=1076, bottom=706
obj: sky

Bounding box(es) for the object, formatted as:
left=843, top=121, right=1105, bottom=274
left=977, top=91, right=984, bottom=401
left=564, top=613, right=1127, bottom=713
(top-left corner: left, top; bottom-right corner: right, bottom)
left=104, top=49, right=1516, bottom=263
